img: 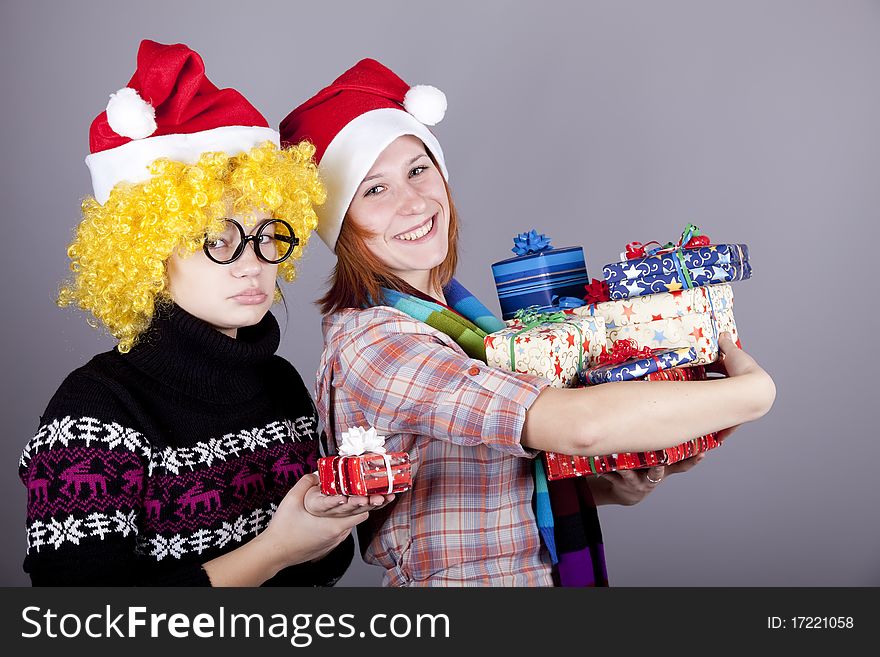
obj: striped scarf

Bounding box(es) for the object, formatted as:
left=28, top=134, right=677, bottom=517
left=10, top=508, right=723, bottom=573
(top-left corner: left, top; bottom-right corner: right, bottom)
left=376, top=278, right=608, bottom=587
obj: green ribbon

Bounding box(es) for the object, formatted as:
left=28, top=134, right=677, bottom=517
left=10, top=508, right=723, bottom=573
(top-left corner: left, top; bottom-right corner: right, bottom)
left=650, top=224, right=702, bottom=290
left=673, top=224, right=702, bottom=289
left=508, top=306, right=585, bottom=377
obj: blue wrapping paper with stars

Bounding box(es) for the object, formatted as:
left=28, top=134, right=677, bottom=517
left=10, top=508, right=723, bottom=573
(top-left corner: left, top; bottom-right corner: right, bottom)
left=578, top=346, right=698, bottom=385
left=603, top=244, right=751, bottom=301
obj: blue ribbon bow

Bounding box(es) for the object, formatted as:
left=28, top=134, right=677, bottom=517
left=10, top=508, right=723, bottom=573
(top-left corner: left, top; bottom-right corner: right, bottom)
left=512, top=229, right=553, bottom=256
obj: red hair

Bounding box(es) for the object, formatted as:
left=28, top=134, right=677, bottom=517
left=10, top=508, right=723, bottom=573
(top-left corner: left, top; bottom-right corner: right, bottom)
left=318, top=171, right=459, bottom=315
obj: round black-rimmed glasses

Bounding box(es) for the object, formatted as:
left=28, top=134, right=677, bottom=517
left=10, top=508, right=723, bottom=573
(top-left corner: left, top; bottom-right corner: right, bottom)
left=203, top=219, right=299, bottom=265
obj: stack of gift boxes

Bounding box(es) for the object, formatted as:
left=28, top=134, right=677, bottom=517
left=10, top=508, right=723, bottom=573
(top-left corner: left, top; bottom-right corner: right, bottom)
left=486, top=225, right=751, bottom=480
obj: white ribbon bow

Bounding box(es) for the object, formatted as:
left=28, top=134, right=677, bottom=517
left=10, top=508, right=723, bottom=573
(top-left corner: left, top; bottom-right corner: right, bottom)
left=335, top=427, right=395, bottom=495
left=338, top=426, right=387, bottom=456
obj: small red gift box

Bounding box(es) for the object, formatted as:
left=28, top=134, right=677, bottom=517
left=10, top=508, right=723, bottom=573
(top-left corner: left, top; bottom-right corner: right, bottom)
left=544, top=365, right=721, bottom=480
left=318, top=452, right=412, bottom=496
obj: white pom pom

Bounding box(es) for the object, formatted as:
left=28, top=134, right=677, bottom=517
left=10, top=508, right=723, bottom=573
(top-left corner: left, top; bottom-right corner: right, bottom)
left=403, top=84, right=447, bottom=126
left=105, top=87, right=157, bottom=140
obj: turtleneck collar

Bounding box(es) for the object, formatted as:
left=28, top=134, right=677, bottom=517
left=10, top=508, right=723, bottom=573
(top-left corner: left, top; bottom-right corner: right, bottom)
left=122, top=303, right=281, bottom=403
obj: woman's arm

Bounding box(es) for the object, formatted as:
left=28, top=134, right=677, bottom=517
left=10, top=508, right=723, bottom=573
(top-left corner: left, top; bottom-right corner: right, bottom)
left=522, top=334, right=776, bottom=456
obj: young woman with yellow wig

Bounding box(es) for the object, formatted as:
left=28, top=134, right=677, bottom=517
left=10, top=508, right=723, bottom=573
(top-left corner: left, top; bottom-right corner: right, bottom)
left=280, top=59, right=776, bottom=587
left=18, top=40, right=392, bottom=586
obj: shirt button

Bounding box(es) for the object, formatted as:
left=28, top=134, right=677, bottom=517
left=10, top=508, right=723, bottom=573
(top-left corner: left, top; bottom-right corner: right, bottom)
left=467, top=366, right=480, bottom=376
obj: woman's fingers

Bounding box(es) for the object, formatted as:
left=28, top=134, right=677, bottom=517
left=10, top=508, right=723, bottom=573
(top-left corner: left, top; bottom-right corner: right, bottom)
left=304, top=487, right=397, bottom=517
left=644, top=465, right=665, bottom=485
left=718, top=332, right=737, bottom=351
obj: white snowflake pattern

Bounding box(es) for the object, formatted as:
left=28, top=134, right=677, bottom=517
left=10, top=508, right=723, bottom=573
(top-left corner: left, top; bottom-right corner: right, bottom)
left=44, top=416, right=78, bottom=451
left=26, top=520, right=48, bottom=552
left=150, top=533, right=187, bottom=560
left=155, top=446, right=184, bottom=476
left=20, top=440, right=34, bottom=468
left=215, top=521, right=235, bottom=549
left=112, top=510, right=138, bottom=538
left=85, top=512, right=113, bottom=540
left=264, top=421, right=287, bottom=443
left=46, top=515, right=87, bottom=549
left=188, top=528, right=215, bottom=555
left=245, top=508, right=266, bottom=537
left=104, top=421, right=125, bottom=450
left=25, top=511, right=140, bottom=555
left=28, top=424, right=49, bottom=453
left=22, top=416, right=150, bottom=469
left=76, top=416, right=104, bottom=448
left=28, top=506, right=279, bottom=559
left=295, top=416, right=317, bottom=441
left=143, top=421, right=317, bottom=475
left=122, top=427, right=150, bottom=459
left=104, top=421, right=150, bottom=460
left=221, top=432, right=242, bottom=458
left=230, top=516, right=248, bottom=544
left=193, top=437, right=228, bottom=468
left=238, top=428, right=263, bottom=452
left=173, top=447, right=199, bottom=471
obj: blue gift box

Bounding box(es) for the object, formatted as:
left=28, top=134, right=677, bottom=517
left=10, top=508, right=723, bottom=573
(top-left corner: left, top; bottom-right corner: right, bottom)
left=603, top=244, right=750, bottom=300
left=578, top=346, right=698, bottom=385
left=492, top=230, right=589, bottom=320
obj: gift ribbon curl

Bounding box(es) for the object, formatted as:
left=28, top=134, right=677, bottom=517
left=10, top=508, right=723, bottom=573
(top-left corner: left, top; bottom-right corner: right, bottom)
left=622, top=224, right=713, bottom=291
left=595, top=338, right=657, bottom=366
left=508, top=306, right=585, bottom=377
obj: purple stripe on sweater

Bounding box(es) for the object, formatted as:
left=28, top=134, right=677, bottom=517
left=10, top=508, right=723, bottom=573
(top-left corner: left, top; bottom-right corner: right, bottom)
left=143, top=441, right=318, bottom=534
left=24, top=447, right=143, bottom=519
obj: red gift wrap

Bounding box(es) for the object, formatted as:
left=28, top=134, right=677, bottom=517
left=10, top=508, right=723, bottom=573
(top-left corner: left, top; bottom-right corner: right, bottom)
left=318, top=452, right=412, bottom=496
left=544, top=365, right=722, bottom=480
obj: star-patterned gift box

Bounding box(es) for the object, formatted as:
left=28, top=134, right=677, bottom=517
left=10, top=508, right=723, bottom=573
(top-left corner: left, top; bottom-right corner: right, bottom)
left=485, top=311, right=606, bottom=388
left=578, top=346, right=697, bottom=385
left=543, top=365, right=721, bottom=480
left=603, top=244, right=750, bottom=300
left=573, top=284, right=738, bottom=366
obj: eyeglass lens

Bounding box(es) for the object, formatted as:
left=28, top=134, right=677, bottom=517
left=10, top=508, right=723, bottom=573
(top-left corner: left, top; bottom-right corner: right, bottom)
left=204, top=219, right=297, bottom=264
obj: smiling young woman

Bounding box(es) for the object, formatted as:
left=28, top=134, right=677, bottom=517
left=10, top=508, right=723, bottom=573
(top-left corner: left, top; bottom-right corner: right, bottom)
left=319, top=137, right=459, bottom=315
left=280, top=59, right=775, bottom=587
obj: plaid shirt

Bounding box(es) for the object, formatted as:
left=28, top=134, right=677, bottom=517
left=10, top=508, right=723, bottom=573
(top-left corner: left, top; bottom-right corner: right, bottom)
left=316, top=307, right=554, bottom=586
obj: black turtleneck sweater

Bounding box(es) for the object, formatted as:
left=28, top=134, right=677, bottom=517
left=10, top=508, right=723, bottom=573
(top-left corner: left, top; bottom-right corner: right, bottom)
left=19, top=305, right=353, bottom=586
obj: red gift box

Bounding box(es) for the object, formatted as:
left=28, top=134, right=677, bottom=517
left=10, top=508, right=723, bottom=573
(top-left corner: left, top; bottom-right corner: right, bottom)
left=318, top=452, right=412, bottom=496
left=544, top=365, right=721, bottom=480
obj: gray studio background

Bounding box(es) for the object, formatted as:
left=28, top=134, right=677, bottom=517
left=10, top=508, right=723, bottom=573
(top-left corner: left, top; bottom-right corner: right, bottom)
left=2, top=0, right=877, bottom=586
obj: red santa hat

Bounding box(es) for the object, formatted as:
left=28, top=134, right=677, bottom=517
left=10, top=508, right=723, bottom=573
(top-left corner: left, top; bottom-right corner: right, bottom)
left=279, top=58, right=448, bottom=251
left=86, top=39, right=279, bottom=204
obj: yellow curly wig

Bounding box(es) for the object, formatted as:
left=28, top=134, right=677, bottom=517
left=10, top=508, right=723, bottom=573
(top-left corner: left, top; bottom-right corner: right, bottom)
left=58, top=140, right=325, bottom=353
